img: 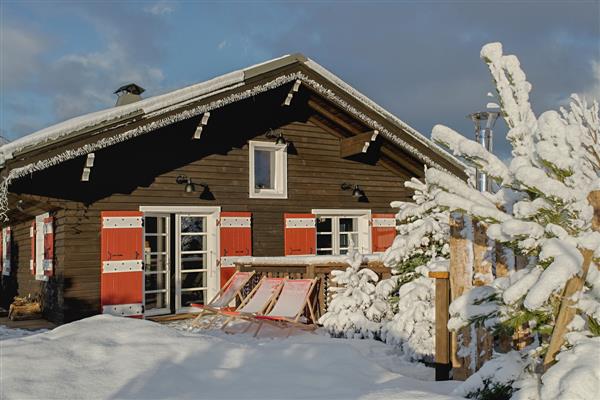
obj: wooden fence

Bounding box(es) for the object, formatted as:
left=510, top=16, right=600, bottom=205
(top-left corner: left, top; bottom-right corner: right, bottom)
left=235, top=261, right=391, bottom=320
left=431, top=191, right=600, bottom=381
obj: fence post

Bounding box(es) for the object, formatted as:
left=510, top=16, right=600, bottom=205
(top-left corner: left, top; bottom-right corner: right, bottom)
left=449, top=212, right=474, bottom=380
left=543, top=191, right=599, bottom=369
left=430, top=271, right=451, bottom=380
left=473, top=220, right=494, bottom=369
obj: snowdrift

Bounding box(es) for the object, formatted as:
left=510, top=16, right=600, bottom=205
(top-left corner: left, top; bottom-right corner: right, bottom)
left=1, top=315, right=460, bottom=400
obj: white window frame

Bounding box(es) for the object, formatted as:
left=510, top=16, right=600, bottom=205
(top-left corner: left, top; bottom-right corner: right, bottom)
left=312, top=209, right=371, bottom=254
left=139, top=206, right=220, bottom=315
left=249, top=140, right=287, bottom=199
left=142, top=213, right=171, bottom=317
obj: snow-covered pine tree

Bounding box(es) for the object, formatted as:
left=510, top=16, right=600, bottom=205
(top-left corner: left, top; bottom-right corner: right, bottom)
left=426, top=42, right=600, bottom=400
left=318, top=249, right=381, bottom=339
left=379, top=174, right=451, bottom=361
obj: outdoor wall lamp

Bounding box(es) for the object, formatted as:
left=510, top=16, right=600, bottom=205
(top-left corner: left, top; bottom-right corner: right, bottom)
left=176, top=175, right=214, bottom=199
left=341, top=183, right=364, bottom=198
left=176, top=175, right=195, bottom=192
left=265, top=128, right=287, bottom=145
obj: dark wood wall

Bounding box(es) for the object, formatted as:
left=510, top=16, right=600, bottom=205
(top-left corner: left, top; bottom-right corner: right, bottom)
left=6, top=88, right=416, bottom=322
left=0, top=209, right=66, bottom=322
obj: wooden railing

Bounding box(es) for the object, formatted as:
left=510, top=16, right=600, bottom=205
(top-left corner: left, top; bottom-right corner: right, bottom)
left=235, top=261, right=391, bottom=320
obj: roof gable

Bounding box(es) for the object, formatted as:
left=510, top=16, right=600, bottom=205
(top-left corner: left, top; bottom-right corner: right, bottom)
left=0, top=54, right=465, bottom=218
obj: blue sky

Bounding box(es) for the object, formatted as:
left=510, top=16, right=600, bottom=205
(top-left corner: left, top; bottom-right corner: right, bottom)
left=1, top=0, right=598, bottom=159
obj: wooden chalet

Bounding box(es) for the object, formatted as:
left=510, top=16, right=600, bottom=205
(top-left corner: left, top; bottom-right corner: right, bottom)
left=0, top=54, right=464, bottom=323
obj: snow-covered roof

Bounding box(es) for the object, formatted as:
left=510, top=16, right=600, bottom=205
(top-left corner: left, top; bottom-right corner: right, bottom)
left=0, top=53, right=463, bottom=173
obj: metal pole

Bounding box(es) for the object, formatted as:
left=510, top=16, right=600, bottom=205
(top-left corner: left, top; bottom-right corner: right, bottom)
left=468, top=111, right=499, bottom=193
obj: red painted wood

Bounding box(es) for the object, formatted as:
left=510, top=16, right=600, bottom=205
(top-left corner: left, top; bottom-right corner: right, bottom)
left=220, top=266, right=236, bottom=289
left=371, top=213, right=396, bottom=253
left=100, top=271, right=143, bottom=306
left=100, top=211, right=143, bottom=314
left=284, top=213, right=316, bottom=256
left=219, top=212, right=252, bottom=288
left=43, top=217, right=54, bottom=277
left=30, top=221, right=36, bottom=275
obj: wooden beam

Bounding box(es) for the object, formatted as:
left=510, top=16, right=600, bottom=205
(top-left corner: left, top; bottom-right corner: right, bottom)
left=543, top=190, right=599, bottom=370
left=380, top=146, right=424, bottom=176
left=283, top=80, right=302, bottom=106
left=193, top=112, right=211, bottom=139
left=340, top=130, right=379, bottom=158
left=429, top=271, right=451, bottom=381
left=309, top=115, right=413, bottom=179
left=81, top=153, right=95, bottom=182
left=307, top=98, right=363, bottom=135
left=308, top=116, right=346, bottom=139
left=449, top=213, right=474, bottom=381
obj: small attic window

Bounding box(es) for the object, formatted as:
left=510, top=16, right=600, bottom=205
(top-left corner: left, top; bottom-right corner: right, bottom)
left=249, top=141, right=287, bottom=199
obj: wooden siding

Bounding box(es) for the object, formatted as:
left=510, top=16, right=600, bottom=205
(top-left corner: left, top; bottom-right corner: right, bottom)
left=6, top=89, right=415, bottom=322
left=0, top=209, right=66, bottom=322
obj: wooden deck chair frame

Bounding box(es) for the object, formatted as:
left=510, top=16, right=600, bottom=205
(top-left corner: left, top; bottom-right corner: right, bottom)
left=191, top=270, right=255, bottom=328
left=252, top=278, right=319, bottom=338
left=220, top=276, right=285, bottom=333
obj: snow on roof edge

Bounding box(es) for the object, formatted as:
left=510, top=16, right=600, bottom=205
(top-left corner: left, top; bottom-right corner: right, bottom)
left=0, top=70, right=246, bottom=162
left=0, top=55, right=298, bottom=162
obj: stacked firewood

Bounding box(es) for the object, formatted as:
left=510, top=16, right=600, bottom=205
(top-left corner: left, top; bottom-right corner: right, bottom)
left=8, top=295, right=42, bottom=321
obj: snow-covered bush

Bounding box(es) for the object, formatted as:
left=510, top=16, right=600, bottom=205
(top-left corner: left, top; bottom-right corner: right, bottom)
left=319, top=250, right=382, bottom=339
left=427, top=42, right=600, bottom=400
left=383, top=175, right=450, bottom=286
left=379, top=175, right=451, bottom=361
left=381, top=261, right=443, bottom=362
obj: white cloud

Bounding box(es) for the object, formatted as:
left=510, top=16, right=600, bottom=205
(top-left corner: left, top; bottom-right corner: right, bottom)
left=0, top=26, right=48, bottom=89
left=144, top=1, right=175, bottom=16
left=48, top=42, right=165, bottom=120
left=580, top=60, right=600, bottom=103
left=217, top=40, right=228, bottom=50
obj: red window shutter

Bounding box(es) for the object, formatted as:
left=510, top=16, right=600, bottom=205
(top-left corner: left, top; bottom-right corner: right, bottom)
left=219, top=212, right=252, bottom=288
left=30, top=222, right=36, bottom=275
left=284, top=213, right=316, bottom=256
left=2, top=227, right=11, bottom=276
left=100, top=211, right=144, bottom=318
left=371, top=213, right=396, bottom=253
left=43, top=217, right=54, bottom=277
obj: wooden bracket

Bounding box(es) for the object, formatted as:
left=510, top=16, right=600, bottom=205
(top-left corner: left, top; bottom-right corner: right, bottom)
left=283, top=80, right=302, bottom=106
left=193, top=112, right=211, bottom=139
left=81, top=153, right=95, bottom=182
left=340, top=130, right=379, bottom=158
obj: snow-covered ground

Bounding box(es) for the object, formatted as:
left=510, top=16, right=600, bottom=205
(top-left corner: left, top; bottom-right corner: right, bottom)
left=0, top=325, right=47, bottom=341
left=1, top=315, right=460, bottom=400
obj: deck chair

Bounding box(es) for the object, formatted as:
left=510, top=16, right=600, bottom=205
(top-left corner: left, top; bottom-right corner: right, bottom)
left=191, top=271, right=254, bottom=328
left=220, top=276, right=285, bottom=332
left=251, top=278, right=319, bottom=337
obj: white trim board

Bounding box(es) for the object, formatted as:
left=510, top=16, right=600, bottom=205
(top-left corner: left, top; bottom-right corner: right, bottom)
left=140, top=206, right=221, bottom=213
left=311, top=209, right=371, bottom=216
left=248, top=140, right=288, bottom=199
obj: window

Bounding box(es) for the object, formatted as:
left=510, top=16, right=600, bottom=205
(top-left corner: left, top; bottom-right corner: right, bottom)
left=312, top=210, right=371, bottom=255
left=249, top=141, right=287, bottom=198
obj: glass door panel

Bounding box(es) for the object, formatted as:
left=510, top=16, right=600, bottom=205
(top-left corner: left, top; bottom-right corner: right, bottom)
left=176, top=215, right=211, bottom=312
left=143, top=214, right=170, bottom=316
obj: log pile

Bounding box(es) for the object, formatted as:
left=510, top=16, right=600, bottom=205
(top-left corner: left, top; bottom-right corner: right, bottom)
left=8, top=295, right=42, bottom=321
